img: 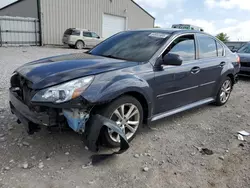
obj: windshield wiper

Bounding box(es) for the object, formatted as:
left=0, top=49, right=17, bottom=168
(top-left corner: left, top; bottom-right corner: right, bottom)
left=101, top=54, right=126, bottom=60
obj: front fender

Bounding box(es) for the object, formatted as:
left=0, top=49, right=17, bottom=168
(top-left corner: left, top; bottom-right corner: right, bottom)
left=82, top=73, right=154, bottom=117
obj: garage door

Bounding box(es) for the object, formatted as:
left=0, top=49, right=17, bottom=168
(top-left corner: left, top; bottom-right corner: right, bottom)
left=102, top=14, right=126, bottom=38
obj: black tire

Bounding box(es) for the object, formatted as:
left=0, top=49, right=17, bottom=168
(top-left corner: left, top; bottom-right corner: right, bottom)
left=99, top=96, right=143, bottom=148
left=215, top=77, right=232, bottom=106
left=75, top=40, right=85, bottom=49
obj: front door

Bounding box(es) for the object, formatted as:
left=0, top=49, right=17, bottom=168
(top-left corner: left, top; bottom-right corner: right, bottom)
left=153, top=34, right=202, bottom=115
left=82, top=31, right=94, bottom=47
left=91, top=32, right=101, bottom=47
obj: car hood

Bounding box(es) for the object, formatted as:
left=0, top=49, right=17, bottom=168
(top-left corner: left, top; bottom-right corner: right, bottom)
left=16, top=53, right=139, bottom=89
left=237, top=53, right=250, bottom=62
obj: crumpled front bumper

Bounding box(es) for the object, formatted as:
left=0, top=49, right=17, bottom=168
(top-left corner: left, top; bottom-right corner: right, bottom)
left=10, top=89, right=130, bottom=162
left=9, top=90, right=50, bottom=126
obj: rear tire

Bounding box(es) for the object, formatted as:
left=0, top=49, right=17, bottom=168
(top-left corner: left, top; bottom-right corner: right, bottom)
left=215, top=77, right=232, bottom=106
left=98, top=96, right=143, bottom=148
left=75, top=40, right=85, bottom=49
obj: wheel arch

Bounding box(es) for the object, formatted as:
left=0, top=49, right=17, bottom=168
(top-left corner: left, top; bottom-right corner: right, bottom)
left=91, top=90, right=151, bottom=124
left=75, top=39, right=85, bottom=46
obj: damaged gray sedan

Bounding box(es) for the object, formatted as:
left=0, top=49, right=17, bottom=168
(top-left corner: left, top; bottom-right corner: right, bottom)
left=9, top=29, right=240, bottom=152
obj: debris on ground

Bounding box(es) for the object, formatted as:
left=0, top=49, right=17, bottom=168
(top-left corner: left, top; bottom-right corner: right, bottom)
left=0, top=137, right=6, bottom=142
left=237, top=134, right=244, bottom=141
left=0, top=134, right=5, bottom=137
left=65, top=152, right=70, bottom=155
left=82, top=162, right=93, bottom=169
left=143, top=167, right=149, bottom=172
left=134, top=154, right=140, bottom=158
left=200, top=148, right=214, bottom=155
left=22, top=141, right=30, bottom=147
left=239, top=143, right=245, bottom=147
left=38, top=162, right=44, bottom=169
left=22, top=162, right=29, bottom=169
left=219, top=156, right=225, bottom=160
left=4, top=167, right=10, bottom=171
left=237, top=131, right=250, bottom=136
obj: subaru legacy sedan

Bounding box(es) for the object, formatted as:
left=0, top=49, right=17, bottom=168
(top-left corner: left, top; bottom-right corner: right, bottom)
left=10, top=29, right=240, bottom=148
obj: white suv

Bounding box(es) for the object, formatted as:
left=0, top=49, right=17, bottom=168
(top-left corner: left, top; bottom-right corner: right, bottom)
left=62, top=28, right=104, bottom=49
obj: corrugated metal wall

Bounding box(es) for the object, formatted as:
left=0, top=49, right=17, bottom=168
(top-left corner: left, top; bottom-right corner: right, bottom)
left=40, top=0, right=154, bottom=45
left=0, top=16, right=40, bottom=46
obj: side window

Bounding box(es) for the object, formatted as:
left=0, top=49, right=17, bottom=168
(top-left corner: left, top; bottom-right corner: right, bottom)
left=71, top=30, right=80, bottom=36
left=165, top=35, right=195, bottom=61
left=91, top=32, right=100, bottom=38
left=83, top=32, right=92, bottom=37
left=197, top=34, right=217, bottom=58
left=216, top=41, right=224, bottom=57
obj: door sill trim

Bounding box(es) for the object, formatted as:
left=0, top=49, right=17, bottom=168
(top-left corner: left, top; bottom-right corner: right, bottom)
left=151, top=98, right=215, bottom=121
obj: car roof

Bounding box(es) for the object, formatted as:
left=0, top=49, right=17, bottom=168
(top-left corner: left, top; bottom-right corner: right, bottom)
left=128, top=28, right=210, bottom=36
left=69, top=28, right=90, bottom=31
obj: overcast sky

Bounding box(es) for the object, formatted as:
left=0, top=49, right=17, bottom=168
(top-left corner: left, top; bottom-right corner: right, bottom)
left=1, top=0, right=250, bottom=41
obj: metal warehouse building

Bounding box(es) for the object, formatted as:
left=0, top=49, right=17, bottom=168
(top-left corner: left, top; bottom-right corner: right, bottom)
left=0, top=0, right=155, bottom=45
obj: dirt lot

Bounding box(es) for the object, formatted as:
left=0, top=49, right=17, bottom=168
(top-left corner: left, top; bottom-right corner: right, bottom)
left=0, top=47, right=250, bottom=188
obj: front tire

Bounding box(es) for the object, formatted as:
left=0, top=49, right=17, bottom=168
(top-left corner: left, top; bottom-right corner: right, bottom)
left=215, top=77, right=232, bottom=106
left=99, top=96, right=143, bottom=148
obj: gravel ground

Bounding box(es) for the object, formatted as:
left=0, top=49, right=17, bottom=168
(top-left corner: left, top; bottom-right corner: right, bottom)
left=0, top=47, right=250, bottom=188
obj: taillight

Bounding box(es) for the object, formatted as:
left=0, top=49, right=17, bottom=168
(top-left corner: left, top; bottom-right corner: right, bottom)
left=237, top=56, right=240, bottom=64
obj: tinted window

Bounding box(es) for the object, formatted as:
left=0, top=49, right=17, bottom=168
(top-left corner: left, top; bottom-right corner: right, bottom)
left=91, top=32, right=99, bottom=38
left=71, top=30, right=80, bottom=36
left=198, top=34, right=217, bottom=58
left=238, top=43, right=250, bottom=53
left=165, top=35, right=195, bottom=61
left=64, top=29, right=80, bottom=36
left=89, top=31, right=169, bottom=62
left=83, top=32, right=92, bottom=37
left=217, top=42, right=224, bottom=56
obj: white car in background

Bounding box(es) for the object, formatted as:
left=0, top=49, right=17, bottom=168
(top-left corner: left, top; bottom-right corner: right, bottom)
left=62, top=28, right=104, bottom=49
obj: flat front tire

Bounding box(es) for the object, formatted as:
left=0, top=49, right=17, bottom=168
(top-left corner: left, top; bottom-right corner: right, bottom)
left=99, top=96, right=143, bottom=148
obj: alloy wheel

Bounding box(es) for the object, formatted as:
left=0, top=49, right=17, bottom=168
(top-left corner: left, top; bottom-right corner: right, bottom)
left=220, top=80, right=232, bottom=104
left=108, top=103, right=140, bottom=143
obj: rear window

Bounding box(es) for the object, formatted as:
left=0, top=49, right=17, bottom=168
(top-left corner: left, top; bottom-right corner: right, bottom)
left=64, top=29, right=80, bottom=36
left=238, top=43, right=250, bottom=53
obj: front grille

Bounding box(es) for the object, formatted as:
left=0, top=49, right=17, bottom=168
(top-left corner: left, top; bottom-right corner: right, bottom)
left=241, top=62, right=250, bottom=67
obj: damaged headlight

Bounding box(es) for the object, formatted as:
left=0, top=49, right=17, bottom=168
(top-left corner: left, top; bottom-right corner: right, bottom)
left=32, top=76, right=94, bottom=103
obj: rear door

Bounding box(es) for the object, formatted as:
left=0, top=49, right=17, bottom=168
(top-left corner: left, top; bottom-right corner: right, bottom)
left=195, top=33, right=225, bottom=100
left=154, top=34, right=203, bottom=114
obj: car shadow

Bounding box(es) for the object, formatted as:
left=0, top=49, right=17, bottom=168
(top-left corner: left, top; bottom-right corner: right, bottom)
left=238, top=75, right=250, bottom=81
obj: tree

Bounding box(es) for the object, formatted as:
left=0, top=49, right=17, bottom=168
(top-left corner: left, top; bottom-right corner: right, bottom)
left=216, top=33, right=229, bottom=42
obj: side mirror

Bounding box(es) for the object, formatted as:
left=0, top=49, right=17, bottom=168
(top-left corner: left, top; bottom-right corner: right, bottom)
left=97, top=36, right=100, bottom=39
left=162, top=53, right=183, bottom=66
left=231, top=49, right=237, bottom=53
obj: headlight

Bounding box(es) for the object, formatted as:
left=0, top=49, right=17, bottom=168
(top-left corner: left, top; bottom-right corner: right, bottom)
left=32, top=76, right=94, bottom=103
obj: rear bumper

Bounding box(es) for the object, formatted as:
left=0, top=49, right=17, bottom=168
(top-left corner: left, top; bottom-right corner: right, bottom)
left=9, top=90, right=50, bottom=126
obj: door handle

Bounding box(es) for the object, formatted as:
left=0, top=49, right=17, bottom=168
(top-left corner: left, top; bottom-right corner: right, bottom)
left=191, top=67, right=200, bottom=74
left=220, top=62, right=226, bottom=67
